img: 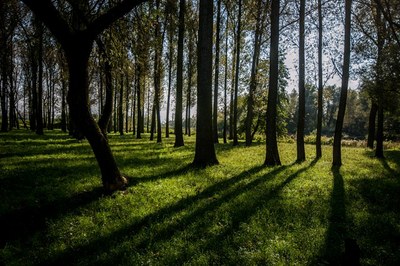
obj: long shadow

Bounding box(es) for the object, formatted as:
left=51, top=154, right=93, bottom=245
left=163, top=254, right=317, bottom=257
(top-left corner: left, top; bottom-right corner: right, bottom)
left=316, top=166, right=347, bottom=265
left=0, top=187, right=105, bottom=249
left=49, top=160, right=316, bottom=265
left=45, top=164, right=274, bottom=265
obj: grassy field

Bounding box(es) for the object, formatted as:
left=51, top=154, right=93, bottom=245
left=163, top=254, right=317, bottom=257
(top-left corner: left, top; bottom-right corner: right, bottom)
left=1, top=130, right=399, bottom=265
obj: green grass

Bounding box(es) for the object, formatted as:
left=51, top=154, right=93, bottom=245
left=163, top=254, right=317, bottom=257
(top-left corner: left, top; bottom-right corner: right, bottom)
left=1, top=130, right=399, bottom=265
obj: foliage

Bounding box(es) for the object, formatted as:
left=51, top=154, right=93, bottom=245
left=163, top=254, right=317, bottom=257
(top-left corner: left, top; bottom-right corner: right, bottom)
left=1, top=130, right=400, bottom=265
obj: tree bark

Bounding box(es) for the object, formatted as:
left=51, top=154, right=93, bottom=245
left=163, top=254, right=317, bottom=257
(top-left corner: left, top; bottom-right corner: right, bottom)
left=174, top=0, right=185, bottom=147
left=36, top=20, right=44, bottom=135
left=118, top=75, right=124, bottom=135
left=65, top=41, right=126, bottom=191
left=297, top=0, right=306, bottom=162
left=97, top=38, right=114, bottom=137
left=245, top=0, right=263, bottom=146
left=233, top=0, right=242, bottom=146
left=223, top=15, right=228, bottom=144
left=316, top=0, right=323, bottom=158
left=265, top=0, right=281, bottom=166
left=367, top=103, right=377, bottom=149
left=375, top=103, right=384, bottom=158
left=193, top=0, right=219, bottom=167
left=213, top=0, right=221, bottom=144
left=332, top=0, right=352, bottom=167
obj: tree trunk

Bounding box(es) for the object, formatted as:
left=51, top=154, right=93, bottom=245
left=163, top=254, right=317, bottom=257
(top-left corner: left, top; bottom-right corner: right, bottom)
left=265, top=0, right=281, bottom=166
left=332, top=0, right=352, bottom=167
left=61, top=76, right=67, bottom=132
left=375, top=103, right=384, bottom=158
left=118, top=76, right=124, bottom=135
left=367, top=103, right=377, bottom=149
left=233, top=0, right=242, bottom=146
left=166, top=31, right=173, bottom=138
left=297, top=0, right=306, bottom=162
left=174, top=0, right=185, bottom=147
left=1, top=59, right=8, bottom=132
left=223, top=14, right=228, bottom=144
left=125, top=76, right=130, bottom=133
left=316, top=0, right=323, bottom=158
left=36, top=20, right=44, bottom=135
left=136, top=64, right=142, bottom=139
left=245, top=0, right=262, bottom=146
left=213, top=0, right=221, bottom=144
left=97, top=39, right=114, bottom=137
left=193, top=0, right=219, bottom=167
left=65, top=41, right=126, bottom=191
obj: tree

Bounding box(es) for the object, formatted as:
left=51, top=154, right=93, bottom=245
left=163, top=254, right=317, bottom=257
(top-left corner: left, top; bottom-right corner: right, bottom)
left=22, top=0, right=147, bottom=191
left=213, top=0, right=221, bottom=144
left=232, top=0, right=242, bottom=146
left=192, top=0, right=219, bottom=167
left=297, top=0, right=306, bottom=162
left=332, top=0, right=352, bottom=166
left=174, top=0, right=185, bottom=147
left=245, top=0, right=264, bottom=147
left=265, top=0, right=281, bottom=166
left=316, top=0, right=323, bottom=158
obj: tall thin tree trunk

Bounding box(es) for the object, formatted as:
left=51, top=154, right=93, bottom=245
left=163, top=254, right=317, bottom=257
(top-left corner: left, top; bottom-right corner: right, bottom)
left=264, top=0, right=281, bottom=166
left=223, top=14, right=228, bottom=144
left=136, top=64, right=142, bottom=139
left=316, top=0, right=323, bottom=158
left=245, top=0, right=262, bottom=146
left=297, top=0, right=306, bottom=162
left=125, top=76, right=130, bottom=133
left=174, top=0, right=185, bottom=147
left=36, top=20, right=44, bottom=135
left=193, top=0, right=218, bottom=167
left=119, top=75, right=124, bottom=135
left=166, top=32, right=173, bottom=138
left=213, top=0, right=221, bottom=143
left=233, top=0, right=242, bottom=146
left=367, top=102, right=377, bottom=149
left=332, top=0, right=352, bottom=166
left=375, top=103, right=384, bottom=158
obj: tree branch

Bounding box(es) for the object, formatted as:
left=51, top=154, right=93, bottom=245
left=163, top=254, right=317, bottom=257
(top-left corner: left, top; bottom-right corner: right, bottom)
left=21, top=0, right=72, bottom=46
left=86, top=0, right=148, bottom=40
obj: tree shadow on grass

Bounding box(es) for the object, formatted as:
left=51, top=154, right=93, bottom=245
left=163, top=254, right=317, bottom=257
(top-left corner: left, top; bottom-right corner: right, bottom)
left=0, top=187, right=105, bottom=249
left=45, top=164, right=276, bottom=265
left=47, top=160, right=317, bottom=265
left=347, top=175, right=400, bottom=264
left=315, top=166, right=347, bottom=265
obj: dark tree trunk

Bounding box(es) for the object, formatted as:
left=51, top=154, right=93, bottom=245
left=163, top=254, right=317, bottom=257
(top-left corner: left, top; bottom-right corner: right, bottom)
left=36, top=20, right=44, bottom=135
left=1, top=59, right=8, bottom=132
left=245, top=0, right=262, bottom=146
left=264, top=0, right=281, bottom=166
left=136, top=64, right=142, bottom=139
left=132, top=68, right=137, bottom=135
left=223, top=14, right=228, bottom=144
left=97, top=39, right=113, bottom=137
left=367, top=103, right=378, bottom=149
left=166, top=31, right=173, bottom=138
left=297, top=0, right=306, bottom=162
left=213, top=0, right=221, bottom=144
left=375, top=103, right=384, bottom=158
left=193, top=0, right=219, bottom=167
left=233, top=0, right=242, bottom=146
left=118, top=76, right=124, bottom=135
left=125, top=76, right=130, bottom=133
left=61, top=76, right=67, bottom=132
left=174, top=0, right=185, bottom=147
left=65, top=41, right=126, bottom=191
left=316, top=0, right=323, bottom=158
left=332, top=0, right=352, bottom=167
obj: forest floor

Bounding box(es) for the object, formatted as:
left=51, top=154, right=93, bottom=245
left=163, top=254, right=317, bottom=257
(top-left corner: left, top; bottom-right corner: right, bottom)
left=0, top=130, right=399, bottom=265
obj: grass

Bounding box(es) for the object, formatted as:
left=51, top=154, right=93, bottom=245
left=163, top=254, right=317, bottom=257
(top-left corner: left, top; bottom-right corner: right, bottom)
left=0, top=130, right=399, bottom=265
